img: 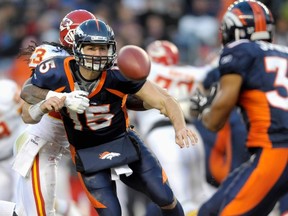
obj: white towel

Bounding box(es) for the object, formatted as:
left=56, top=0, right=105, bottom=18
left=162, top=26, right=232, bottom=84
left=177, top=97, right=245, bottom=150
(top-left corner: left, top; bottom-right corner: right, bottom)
left=0, top=201, right=16, bottom=216
left=12, top=135, right=47, bottom=177
left=111, top=165, right=133, bottom=180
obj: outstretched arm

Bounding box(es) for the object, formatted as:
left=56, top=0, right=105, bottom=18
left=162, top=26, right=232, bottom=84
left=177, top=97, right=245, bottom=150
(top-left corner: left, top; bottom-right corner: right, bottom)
left=135, top=80, right=198, bottom=148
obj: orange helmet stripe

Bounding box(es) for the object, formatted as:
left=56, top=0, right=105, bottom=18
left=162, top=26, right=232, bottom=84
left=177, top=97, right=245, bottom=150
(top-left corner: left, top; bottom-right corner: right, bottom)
left=95, top=18, right=100, bottom=31
left=249, top=1, right=266, bottom=32
left=232, top=8, right=247, bottom=25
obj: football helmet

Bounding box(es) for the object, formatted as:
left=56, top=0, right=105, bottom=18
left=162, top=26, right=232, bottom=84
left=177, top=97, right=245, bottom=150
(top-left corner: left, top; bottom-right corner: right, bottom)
left=146, top=40, right=179, bottom=65
left=221, top=0, right=274, bottom=45
left=73, top=19, right=117, bottom=71
left=59, top=9, right=96, bottom=48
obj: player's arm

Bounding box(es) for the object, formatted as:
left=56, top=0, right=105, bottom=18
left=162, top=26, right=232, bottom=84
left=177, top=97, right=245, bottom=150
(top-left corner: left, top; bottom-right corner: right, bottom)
left=21, top=77, right=51, bottom=104
left=201, top=74, right=242, bottom=131
left=21, top=96, right=66, bottom=124
left=135, top=80, right=198, bottom=148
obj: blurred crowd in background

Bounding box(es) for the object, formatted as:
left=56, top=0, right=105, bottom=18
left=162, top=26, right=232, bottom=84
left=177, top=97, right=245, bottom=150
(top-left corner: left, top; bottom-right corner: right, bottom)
left=0, top=0, right=287, bottom=84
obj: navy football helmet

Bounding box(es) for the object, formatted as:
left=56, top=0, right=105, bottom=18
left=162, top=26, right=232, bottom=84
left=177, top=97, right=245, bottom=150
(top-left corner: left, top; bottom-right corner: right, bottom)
left=221, top=0, right=274, bottom=45
left=73, top=19, right=117, bottom=71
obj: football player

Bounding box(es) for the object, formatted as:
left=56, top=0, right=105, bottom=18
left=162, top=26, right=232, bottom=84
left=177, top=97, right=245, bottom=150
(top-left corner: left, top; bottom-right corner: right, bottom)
left=191, top=0, right=288, bottom=215
left=12, top=9, right=96, bottom=216
left=23, top=18, right=198, bottom=216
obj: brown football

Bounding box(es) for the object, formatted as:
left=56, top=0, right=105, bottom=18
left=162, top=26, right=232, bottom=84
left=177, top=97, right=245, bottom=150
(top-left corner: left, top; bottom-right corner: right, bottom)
left=117, top=45, right=151, bottom=81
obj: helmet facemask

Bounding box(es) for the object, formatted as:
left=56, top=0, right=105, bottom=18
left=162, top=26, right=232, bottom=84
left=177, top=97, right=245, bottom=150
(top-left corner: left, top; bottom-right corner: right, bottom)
left=75, top=44, right=116, bottom=72
left=73, top=19, right=117, bottom=72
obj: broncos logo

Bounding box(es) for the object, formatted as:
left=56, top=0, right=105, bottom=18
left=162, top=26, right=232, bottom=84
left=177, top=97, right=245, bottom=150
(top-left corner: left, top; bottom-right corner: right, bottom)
left=99, top=151, right=121, bottom=160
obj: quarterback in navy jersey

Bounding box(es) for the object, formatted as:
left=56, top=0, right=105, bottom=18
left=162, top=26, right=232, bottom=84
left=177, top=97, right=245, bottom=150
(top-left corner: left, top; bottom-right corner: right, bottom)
left=26, top=18, right=198, bottom=216
left=32, top=55, right=146, bottom=149
left=190, top=0, right=288, bottom=215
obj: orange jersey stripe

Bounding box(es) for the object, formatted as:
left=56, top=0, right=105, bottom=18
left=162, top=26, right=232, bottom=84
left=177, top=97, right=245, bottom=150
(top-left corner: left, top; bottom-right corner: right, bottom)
left=106, top=88, right=130, bottom=127
left=64, top=57, right=76, bottom=91
left=89, top=71, right=107, bottom=98
left=121, top=94, right=130, bottom=127
left=209, top=122, right=232, bottom=183
left=239, top=90, right=272, bottom=148
left=32, top=155, right=46, bottom=216
left=162, top=169, right=168, bottom=184
left=221, top=148, right=288, bottom=215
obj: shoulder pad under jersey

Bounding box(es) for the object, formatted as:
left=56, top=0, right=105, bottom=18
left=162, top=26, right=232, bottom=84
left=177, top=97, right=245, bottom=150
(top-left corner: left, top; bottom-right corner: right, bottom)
left=29, top=44, right=70, bottom=69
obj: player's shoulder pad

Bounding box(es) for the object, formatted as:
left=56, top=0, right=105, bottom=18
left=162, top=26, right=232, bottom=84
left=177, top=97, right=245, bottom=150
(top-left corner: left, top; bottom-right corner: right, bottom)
left=29, top=44, right=70, bottom=68
left=223, top=39, right=251, bottom=53
left=35, top=56, right=69, bottom=74
left=220, top=39, right=258, bottom=63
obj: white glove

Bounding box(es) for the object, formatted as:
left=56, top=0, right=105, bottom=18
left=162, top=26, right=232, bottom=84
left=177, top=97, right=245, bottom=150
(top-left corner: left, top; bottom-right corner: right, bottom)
left=64, top=90, right=90, bottom=114
left=46, top=90, right=90, bottom=114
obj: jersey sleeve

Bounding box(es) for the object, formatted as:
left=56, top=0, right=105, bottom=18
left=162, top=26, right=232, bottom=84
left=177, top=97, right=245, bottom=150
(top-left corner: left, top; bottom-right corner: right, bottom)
left=203, top=67, right=220, bottom=89
left=109, top=69, right=146, bottom=94
left=219, top=41, right=255, bottom=79
left=31, top=57, right=69, bottom=91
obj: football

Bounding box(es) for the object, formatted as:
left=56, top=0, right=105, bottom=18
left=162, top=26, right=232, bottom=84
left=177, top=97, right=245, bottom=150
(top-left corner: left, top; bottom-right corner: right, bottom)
left=117, top=45, right=151, bottom=81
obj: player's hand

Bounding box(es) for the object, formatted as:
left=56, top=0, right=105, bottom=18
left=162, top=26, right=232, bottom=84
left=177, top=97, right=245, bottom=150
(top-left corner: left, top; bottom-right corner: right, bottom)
left=190, top=83, right=218, bottom=119
left=64, top=90, right=90, bottom=114
left=175, top=127, right=198, bottom=148
left=41, top=96, right=66, bottom=113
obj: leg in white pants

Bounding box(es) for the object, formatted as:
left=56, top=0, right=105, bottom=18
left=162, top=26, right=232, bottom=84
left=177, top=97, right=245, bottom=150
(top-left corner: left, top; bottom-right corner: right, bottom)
left=15, top=142, right=63, bottom=216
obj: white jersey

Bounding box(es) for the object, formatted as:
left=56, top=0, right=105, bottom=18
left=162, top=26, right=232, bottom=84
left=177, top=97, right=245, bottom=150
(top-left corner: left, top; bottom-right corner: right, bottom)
left=26, top=44, right=70, bottom=147
left=135, top=62, right=212, bottom=136
left=0, top=79, right=26, bottom=160
left=29, top=44, right=69, bottom=69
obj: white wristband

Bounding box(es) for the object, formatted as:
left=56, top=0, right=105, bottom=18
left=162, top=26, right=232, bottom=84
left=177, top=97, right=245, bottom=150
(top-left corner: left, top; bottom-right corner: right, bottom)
left=28, top=101, right=45, bottom=122
left=46, top=91, right=65, bottom=100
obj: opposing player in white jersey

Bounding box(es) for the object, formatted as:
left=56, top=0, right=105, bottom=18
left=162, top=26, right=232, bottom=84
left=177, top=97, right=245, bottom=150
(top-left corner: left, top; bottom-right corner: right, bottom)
left=12, top=9, right=96, bottom=216
left=0, top=79, right=26, bottom=216
left=133, top=40, right=215, bottom=215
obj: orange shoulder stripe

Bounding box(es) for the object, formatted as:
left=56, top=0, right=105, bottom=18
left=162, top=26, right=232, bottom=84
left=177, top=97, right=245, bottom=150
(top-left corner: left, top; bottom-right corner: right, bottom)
left=89, top=71, right=107, bottom=98
left=64, top=57, right=76, bottom=91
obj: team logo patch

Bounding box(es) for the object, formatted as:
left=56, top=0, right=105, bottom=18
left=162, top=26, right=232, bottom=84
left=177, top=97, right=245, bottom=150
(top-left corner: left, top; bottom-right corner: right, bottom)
left=220, top=54, right=233, bottom=65
left=99, top=151, right=121, bottom=160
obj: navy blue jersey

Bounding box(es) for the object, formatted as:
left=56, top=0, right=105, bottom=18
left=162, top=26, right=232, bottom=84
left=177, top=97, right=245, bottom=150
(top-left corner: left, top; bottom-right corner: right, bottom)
left=32, top=56, right=145, bottom=149
left=219, top=39, right=288, bottom=148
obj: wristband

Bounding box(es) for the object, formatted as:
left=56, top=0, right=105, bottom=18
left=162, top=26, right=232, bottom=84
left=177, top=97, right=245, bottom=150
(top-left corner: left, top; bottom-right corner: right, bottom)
left=46, top=91, right=65, bottom=100
left=28, top=100, right=45, bottom=122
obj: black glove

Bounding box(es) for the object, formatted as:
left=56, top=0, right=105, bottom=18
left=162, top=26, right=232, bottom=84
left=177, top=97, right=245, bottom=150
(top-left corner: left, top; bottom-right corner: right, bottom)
left=190, top=83, right=219, bottom=119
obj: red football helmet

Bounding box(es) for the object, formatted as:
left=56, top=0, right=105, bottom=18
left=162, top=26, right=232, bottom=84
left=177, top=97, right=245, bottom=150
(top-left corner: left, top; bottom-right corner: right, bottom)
left=59, top=9, right=96, bottom=48
left=146, top=40, right=179, bottom=65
